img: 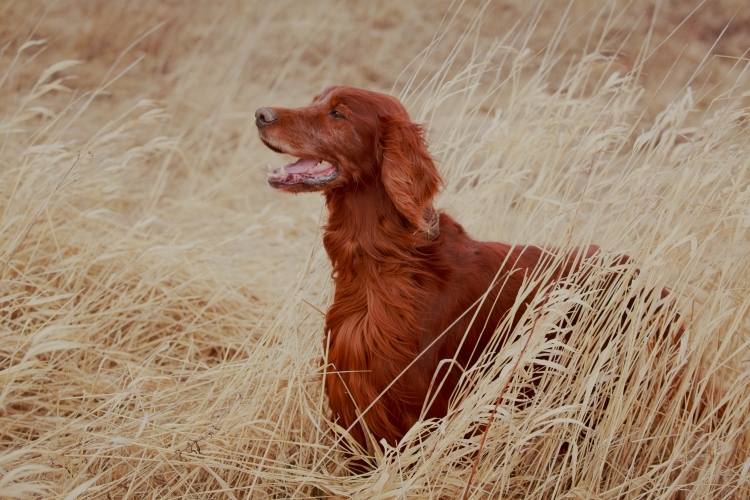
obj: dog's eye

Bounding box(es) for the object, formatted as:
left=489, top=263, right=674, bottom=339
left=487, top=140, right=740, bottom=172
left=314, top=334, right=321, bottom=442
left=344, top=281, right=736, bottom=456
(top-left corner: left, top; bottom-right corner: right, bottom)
left=328, top=109, right=345, bottom=120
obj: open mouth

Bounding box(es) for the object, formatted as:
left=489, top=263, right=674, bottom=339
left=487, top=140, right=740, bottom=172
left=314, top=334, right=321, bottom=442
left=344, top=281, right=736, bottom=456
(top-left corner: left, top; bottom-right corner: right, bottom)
left=267, top=158, right=338, bottom=188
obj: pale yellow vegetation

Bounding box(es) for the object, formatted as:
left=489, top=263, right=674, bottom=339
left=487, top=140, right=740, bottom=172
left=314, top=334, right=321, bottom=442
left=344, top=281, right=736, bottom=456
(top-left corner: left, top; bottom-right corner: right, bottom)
left=1, top=1, right=749, bottom=498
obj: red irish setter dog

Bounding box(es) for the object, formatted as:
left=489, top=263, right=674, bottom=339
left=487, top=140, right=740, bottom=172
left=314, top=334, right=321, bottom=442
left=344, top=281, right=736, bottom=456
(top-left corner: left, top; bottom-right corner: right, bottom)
left=255, top=86, right=676, bottom=452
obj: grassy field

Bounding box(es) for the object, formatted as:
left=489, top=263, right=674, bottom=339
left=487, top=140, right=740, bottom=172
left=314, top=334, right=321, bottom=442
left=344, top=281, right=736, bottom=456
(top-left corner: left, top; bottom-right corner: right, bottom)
left=1, top=1, right=749, bottom=498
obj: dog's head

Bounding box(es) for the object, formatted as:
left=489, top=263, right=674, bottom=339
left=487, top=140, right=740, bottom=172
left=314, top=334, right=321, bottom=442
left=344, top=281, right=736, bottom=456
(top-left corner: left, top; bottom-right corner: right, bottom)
left=256, top=86, right=443, bottom=231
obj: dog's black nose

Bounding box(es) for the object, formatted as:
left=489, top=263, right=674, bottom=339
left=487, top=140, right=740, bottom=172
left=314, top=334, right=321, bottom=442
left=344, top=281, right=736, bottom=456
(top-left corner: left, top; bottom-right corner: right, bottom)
left=255, top=107, right=278, bottom=128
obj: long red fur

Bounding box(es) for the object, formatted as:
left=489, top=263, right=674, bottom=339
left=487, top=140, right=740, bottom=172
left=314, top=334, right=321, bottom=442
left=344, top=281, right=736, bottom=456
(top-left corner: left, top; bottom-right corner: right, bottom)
left=255, top=86, right=673, bottom=451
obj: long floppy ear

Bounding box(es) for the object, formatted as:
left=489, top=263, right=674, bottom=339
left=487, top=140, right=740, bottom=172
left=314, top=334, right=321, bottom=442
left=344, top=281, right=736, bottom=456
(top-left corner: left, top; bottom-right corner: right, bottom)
left=379, top=116, right=443, bottom=232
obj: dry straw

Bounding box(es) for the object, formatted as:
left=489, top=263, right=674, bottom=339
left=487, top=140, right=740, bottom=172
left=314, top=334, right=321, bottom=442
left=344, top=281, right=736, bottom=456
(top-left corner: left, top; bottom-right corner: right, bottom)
left=1, top=1, right=749, bottom=498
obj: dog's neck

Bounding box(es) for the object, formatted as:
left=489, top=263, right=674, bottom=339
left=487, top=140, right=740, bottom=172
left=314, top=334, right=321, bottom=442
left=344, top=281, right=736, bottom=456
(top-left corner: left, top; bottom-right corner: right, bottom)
left=323, top=184, right=437, bottom=266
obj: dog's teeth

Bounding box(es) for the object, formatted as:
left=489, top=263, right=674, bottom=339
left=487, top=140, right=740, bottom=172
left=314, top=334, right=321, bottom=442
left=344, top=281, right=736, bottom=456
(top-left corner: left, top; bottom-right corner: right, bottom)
left=279, top=166, right=286, bottom=176
left=267, top=163, right=273, bottom=171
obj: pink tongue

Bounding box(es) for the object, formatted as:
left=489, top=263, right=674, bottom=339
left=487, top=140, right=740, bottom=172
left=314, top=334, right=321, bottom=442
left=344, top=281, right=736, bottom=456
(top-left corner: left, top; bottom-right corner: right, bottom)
left=284, top=158, right=319, bottom=174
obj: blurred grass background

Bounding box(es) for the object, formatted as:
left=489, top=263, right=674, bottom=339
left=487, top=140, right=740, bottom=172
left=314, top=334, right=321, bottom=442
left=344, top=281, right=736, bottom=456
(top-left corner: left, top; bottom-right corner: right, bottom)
left=1, top=1, right=749, bottom=498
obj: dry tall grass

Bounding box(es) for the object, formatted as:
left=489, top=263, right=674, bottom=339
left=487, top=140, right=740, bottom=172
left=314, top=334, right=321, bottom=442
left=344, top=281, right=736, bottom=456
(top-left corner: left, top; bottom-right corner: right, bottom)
left=1, top=1, right=749, bottom=498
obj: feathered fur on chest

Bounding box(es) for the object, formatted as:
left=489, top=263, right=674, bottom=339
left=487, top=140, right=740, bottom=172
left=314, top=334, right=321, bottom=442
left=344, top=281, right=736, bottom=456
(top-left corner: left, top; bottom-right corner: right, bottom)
left=319, top=187, right=444, bottom=446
